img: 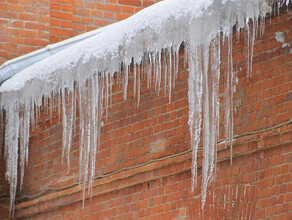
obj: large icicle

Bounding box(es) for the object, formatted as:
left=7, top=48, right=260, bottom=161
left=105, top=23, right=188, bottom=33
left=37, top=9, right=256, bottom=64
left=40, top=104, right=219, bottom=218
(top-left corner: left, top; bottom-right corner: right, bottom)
left=188, top=44, right=203, bottom=191
left=224, top=34, right=234, bottom=164
left=4, top=104, right=20, bottom=217
left=0, top=0, right=283, bottom=215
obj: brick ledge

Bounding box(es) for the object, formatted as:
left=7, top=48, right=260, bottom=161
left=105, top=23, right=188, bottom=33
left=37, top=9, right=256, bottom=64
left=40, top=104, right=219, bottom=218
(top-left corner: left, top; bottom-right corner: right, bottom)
left=15, top=122, right=292, bottom=219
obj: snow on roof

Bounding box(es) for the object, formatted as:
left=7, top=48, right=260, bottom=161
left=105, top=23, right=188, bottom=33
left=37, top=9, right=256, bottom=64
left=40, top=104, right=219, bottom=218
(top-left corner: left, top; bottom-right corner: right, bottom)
left=0, top=0, right=269, bottom=96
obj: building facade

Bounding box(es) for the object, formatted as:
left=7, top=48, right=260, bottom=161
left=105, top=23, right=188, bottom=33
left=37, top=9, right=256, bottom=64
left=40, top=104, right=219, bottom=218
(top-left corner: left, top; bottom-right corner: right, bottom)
left=0, top=0, right=291, bottom=219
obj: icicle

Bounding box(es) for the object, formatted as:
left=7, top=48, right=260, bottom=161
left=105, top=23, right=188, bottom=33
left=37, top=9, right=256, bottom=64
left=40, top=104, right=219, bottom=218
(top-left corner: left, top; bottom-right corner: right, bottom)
left=188, top=45, right=203, bottom=191
left=5, top=104, right=19, bottom=217
left=213, top=38, right=220, bottom=176
left=117, top=64, right=122, bottom=88
left=89, top=76, right=97, bottom=198
left=163, top=49, right=168, bottom=95
left=250, top=18, right=256, bottom=77
left=98, top=75, right=103, bottom=149
left=73, top=85, right=77, bottom=135
left=19, top=100, right=30, bottom=189
left=78, top=84, right=85, bottom=184
left=184, top=40, right=189, bottom=68
left=156, top=51, right=162, bottom=95
left=153, top=54, right=157, bottom=90
left=0, top=109, right=4, bottom=157
left=208, top=37, right=221, bottom=185
left=147, top=53, right=152, bottom=88
left=57, top=91, right=61, bottom=122
left=245, top=17, right=256, bottom=80
left=133, top=59, right=137, bottom=99
left=174, top=49, right=179, bottom=88
left=105, top=72, right=109, bottom=119
left=137, top=62, right=141, bottom=106
left=236, top=24, right=241, bottom=43
left=35, top=104, right=39, bottom=126
left=61, top=89, right=67, bottom=165
left=67, top=90, right=74, bottom=171
left=123, top=63, right=128, bottom=100
left=49, top=92, right=53, bottom=123
left=168, top=48, right=172, bottom=101
left=225, top=33, right=234, bottom=164
left=109, top=73, right=113, bottom=107
left=201, top=44, right=210, bottom=208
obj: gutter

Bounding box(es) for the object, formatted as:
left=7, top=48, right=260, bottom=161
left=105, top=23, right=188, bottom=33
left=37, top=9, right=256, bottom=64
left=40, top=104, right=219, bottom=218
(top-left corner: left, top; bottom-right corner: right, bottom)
left=0, top=25, right=110, bottom=85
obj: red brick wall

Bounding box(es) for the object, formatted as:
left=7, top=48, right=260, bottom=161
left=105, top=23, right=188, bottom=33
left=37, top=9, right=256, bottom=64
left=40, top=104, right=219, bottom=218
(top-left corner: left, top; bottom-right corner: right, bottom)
left=49, top=0, right=158, bottom=42
left=0, top=0, right=50, bottom=65
left=0, top=0, right=158, bottom=65
left=8, top=11, right=292, bottom=219
left=0, top=1, right=291, bottom=219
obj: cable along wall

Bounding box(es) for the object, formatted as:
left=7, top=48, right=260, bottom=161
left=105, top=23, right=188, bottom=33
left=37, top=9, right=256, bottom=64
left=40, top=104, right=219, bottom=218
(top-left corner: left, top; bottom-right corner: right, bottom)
left=0, top=0, right=290, bottom=216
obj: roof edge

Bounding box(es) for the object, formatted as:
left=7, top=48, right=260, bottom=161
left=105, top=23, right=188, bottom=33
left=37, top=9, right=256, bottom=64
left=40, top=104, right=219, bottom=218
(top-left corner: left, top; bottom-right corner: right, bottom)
left=0, top=24, right=110, bottom=85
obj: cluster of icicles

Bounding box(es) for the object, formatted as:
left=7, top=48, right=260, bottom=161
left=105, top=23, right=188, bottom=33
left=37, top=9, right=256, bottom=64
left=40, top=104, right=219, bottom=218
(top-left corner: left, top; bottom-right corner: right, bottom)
left=0, top=0, right=290, bottom=216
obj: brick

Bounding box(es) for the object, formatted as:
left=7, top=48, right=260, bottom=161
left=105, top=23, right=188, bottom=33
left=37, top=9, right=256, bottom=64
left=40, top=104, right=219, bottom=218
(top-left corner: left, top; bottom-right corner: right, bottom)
left=50, top=19, right=60, bottom=27
left=103, top=12, right=116, bottom=20
left=0, top=18, right=9, bottom=25
left=143, top=0, right=155, bottom=7
left=94, top=19, right=114, bottom=27
left=116, top=13, right=131, bottom=21
left=20, top=29, right=37, bottom=38
left=122, top=6, right=134, bottom=14
left=61, top=21, right=72, bottom=29
left=107, top=0, right=118, bottom=3
left=11, top=21, right=24, bottom=28
left=98, top=3, right=121, bottom=13
left=61, top=4, right=73, bottom=13
left=118, top=0, right=141, bottom=7
left=135, top=7, right=143, bottom=13
left=50, top=11, right=73, bottom=21
left=82, top=17, right=93, bottom=24
left=6, top=0, right=18, bottom=3
left=25, top=22, right=48, bottom=31
left=19, top=0, right=38, bottom=4
left=51, top=0, right=71, bottom=4
left=10, top=37, right=24, bottom=44
left=18, top=45, right=36, bottom=53
left=50, top=27, right=73, bottom=37
left=0, top=50, right=9, bottom=58
left=0, top=11, right=18, bottom=19
left=0, top=3, right=10, bottom=10
left=19, top=13, right=38, bottom=21
left=72, top=23, right=85, bottom=31
left=73, top=0, right=83, bottom=7
left=86, top=25, right=96, bottom=32
left=84, top=2, right=96, bottom=9
left=77, top=8, right=90, bottom=16
left=50, top=3, right=60, bottom=11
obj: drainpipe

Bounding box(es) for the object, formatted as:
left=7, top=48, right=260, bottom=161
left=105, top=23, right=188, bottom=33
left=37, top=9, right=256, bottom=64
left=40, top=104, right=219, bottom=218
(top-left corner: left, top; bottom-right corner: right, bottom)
left=0, top=25, right=109, bottom=85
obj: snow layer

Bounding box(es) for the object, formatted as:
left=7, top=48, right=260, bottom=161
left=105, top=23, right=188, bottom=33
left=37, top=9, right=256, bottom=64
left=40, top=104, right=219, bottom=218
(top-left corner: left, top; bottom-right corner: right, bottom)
left=0, top=0, right=289, bottom=215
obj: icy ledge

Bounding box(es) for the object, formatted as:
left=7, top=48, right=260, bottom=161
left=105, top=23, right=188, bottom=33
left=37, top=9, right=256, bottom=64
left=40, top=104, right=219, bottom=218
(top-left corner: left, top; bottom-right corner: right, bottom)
left=0, top=0, right=289, bottom=216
